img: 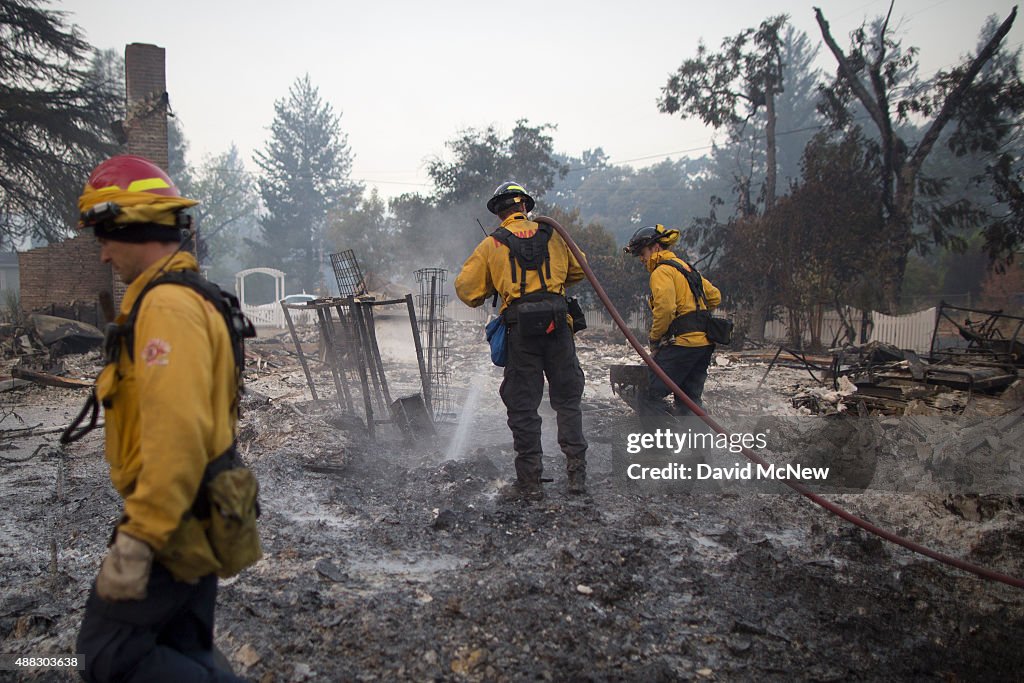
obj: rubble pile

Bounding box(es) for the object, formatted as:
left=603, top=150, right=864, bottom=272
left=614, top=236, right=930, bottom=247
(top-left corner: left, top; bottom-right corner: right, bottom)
left=0, top=322, right=41, bottom=359
left=786, top=341, right=1024, bottom=418
left=236, top=390, right=357, bottom=471
left=873, top=414, right=1024, bottom=494
left=790, top=376, right=858, bottom=414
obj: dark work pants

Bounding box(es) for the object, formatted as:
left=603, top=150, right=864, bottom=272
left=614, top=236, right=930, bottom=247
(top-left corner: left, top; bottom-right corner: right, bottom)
left=77, top=562, right=244, bottom=683
left=638, top=344, right=715, bottom=417
left=499, top=321, right=587, bottom=483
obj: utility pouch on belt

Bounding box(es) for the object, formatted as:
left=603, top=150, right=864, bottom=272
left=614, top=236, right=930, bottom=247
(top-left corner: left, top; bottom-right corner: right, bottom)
left=704, top=315, right=733, bottom=345
left=509, top=293, right=568, bottom=337
left=666, top=310, right=733, bottom=345
left=567, top=297, right=587, bottom=334
left=658, top=260, right=733, bottom=346
left=194, top=444, right=262, bottom=579
left=485, top=313, right=508, bottom=367
left=154, top=444, right=261, bottom=582
left=156, top=515, right=222, bottom=583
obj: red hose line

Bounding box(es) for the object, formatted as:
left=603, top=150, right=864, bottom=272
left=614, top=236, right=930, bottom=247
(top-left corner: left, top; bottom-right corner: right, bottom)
left=537, top=215, right=1024, bottom=589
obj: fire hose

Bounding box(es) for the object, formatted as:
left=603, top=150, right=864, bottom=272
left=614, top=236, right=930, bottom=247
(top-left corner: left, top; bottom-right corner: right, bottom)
left=535, top=215, right=1024, bottom=589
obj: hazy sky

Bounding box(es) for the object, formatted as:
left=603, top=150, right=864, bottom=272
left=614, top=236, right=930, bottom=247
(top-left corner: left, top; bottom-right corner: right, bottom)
left=60, top=0, right=1023, bottom=200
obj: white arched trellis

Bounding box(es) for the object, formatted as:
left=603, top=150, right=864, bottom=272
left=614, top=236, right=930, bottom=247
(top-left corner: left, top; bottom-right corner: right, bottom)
left=235, top=267, right=286, bottom=327
left=236, top=267, right=285, bottom=305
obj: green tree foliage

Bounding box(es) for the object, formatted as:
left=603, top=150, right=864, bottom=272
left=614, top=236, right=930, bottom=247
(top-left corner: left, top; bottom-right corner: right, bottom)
left=814, top=4, right=1022, bottom=312
left=88, top=47, right=124, bottom=123
left=541, top=206, right=646, bottom=315
left=253, top=75, right=361, bottom=292
left=0, top=0, right=120, bottom=247
left=426, top=119, right=568, bottom=209
left=386, top=191, right=441, bottom=274
left=167, top=116, right=192, bottom=195
left=781, top=130, right=884, bottom=346
left=384, top=119, right=567, bottom=276
left=958, top=19, right=1024, bottom=268
left=549, top=149, right=629, bottom=231
left=900, top=252, right=945, bottom=309
left=772, top=27, right=824, bottom=187
left=550, top=151, right=731, bottom=247
left=659, top=15, right=788, bottom=211
left=563, top=208, right=616, bottom=258
left=327, top=188, right=390, bottom=284
left=659, top=16, right=817, bottom=341
left=191, top=145, right=259, bottom=284
left=704, top=25, right=824, bottom=214
left=716, top=130, right=884, bottom=349
left=554, top=26, right=818, bottom=252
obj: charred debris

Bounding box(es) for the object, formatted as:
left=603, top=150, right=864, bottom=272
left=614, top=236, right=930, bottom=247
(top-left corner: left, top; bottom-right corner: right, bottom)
left=785, top=302, right=1024, bottom=418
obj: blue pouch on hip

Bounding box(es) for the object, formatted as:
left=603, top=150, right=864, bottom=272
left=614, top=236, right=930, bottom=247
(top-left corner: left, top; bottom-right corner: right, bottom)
left=485, top=314, right=508, bottom=367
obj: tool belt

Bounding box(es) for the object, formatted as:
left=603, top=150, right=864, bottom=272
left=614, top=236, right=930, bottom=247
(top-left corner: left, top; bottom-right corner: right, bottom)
left=666, top=310, right=709, bottom=337
left=663, top=309, right=733, bottom=346
left=504, top=292, right=568, bottom=336
left=654, top=258, right=732, bottom=346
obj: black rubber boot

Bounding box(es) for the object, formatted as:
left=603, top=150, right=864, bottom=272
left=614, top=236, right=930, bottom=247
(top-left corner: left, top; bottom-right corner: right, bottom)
left=497, top=480, right=544, bottom=503
left=567, top=468, right=587, bottom=495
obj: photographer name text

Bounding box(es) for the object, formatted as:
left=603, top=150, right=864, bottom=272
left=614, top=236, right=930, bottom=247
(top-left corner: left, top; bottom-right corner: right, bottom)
left=626, top=462, right=829, bottom=481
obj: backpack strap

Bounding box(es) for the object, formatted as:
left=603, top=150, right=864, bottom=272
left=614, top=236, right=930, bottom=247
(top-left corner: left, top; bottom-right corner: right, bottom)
left=536, top=223, right=553, bottom=292
left=490, top=227, right=518, bottom=287
left=71, top=271, right=254, bottom=438
left=122, top=271, right=254, bottom=369
left=657, top=259, right=711, bottom=311
left=656, top=259, right=714, bottom=341
left=491, top=224, right=555, bottom=297
left=135, top=271, right=256, bottom=418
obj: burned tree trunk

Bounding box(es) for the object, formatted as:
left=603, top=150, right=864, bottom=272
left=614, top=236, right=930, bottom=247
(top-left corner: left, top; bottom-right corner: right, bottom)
left=763, top=80, right=778, bottom=213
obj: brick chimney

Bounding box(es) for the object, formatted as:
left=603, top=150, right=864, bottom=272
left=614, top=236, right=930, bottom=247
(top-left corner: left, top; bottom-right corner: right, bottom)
left=124, top=43, right=169, bottom=170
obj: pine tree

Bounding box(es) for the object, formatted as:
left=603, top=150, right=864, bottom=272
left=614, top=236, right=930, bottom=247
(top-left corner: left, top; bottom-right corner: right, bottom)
left=0, top=0, right=120, bottom=247
left=253, top=75, right=360, bottom=292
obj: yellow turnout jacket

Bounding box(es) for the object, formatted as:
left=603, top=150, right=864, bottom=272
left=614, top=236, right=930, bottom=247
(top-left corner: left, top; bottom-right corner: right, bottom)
left=647, top=250, right=722, bottom=348
left=455, top=213, right=585, bottom=311
left=95, top=252, right=236, bottom=553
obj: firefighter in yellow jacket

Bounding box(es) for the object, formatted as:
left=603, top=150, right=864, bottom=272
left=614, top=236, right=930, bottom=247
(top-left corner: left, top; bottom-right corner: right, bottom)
left=455, top=182, right=588, bottom=501
left=71, top=155, right=248, bottom=682
left=624, top=225, right=721, bottom=416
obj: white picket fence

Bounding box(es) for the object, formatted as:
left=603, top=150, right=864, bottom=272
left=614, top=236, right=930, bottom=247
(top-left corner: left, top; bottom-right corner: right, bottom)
left=869, top=308, right=936, bottom=354
left=581, top=306, right=651, bottom=335
left=761, top=307, right=937, bottom=353
left=243, top=302, right=318, bottom=328
left=588, top=303, right=936, bottom=353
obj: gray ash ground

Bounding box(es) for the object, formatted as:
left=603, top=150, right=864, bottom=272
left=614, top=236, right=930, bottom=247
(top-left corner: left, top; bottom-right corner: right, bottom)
left=3, top=323, right=1024, bottom=681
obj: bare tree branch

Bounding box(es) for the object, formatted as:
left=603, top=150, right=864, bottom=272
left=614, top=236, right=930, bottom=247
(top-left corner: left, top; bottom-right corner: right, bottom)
left=907, top=6, right=1018, bottom=176
left=814, top=6, right=890, bottom=137
left=873, top=0, right=895, bottom=73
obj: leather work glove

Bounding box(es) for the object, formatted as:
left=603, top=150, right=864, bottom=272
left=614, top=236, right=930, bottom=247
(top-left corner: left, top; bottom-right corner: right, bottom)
left=96, top=531, right=153, bottom=601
